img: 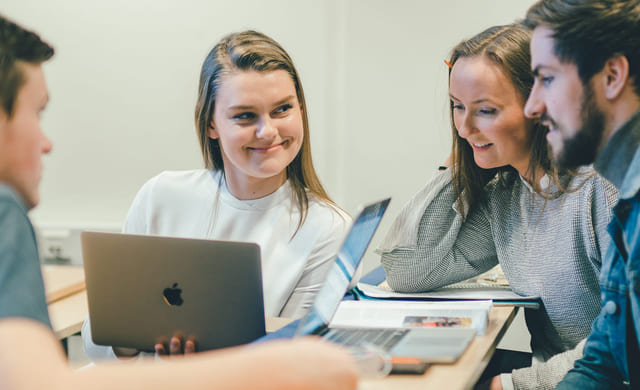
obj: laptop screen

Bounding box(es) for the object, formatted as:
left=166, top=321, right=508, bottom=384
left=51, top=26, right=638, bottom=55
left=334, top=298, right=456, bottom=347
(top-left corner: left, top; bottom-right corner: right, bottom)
left=295, top=198, right=390, bottom=336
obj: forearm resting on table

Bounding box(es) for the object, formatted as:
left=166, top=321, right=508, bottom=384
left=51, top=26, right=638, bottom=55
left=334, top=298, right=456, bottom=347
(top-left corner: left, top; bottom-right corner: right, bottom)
left=0, top=319, right=358, bottom=390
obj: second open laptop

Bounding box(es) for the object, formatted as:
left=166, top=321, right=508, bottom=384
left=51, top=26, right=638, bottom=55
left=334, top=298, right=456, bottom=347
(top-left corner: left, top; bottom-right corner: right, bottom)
left=81, top=232, right=266, bottom=352
left=294, top=197, right=476, bottom=364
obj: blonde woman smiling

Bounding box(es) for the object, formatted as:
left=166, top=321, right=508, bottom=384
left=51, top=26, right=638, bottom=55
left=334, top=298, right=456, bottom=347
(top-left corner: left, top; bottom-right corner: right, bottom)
left=83, top=30, right=349, bottom=360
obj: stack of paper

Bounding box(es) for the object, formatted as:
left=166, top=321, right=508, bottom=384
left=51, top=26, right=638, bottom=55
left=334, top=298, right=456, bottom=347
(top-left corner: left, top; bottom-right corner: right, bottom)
left=332, top=300, right=492, bottom=335
left=355, top=282, right=541, bottom=309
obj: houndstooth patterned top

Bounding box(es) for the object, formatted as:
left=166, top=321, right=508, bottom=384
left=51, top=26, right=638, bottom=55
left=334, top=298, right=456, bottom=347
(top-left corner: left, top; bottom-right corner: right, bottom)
left=379, top=167, right=618, bottom=360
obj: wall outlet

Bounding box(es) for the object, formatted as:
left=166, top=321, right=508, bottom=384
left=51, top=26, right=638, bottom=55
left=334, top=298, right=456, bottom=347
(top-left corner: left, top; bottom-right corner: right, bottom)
left=38, top=228, right=76, bottom=265
left=34, top=223, right=121, bottom=266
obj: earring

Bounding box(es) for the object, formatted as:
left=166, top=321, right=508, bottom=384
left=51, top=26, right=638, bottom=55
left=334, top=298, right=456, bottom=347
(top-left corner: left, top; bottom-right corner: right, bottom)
left=208, top=124, right=219, bottom=139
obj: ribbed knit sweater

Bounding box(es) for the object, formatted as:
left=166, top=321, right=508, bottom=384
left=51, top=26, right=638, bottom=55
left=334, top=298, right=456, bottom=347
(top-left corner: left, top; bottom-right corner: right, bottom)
left=379, top=167, right=617, bottom=388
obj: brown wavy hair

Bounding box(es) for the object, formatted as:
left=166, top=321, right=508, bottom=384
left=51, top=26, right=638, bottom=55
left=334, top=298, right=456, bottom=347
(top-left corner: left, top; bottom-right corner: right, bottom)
left=447, top=23, right=568, bottom=217
left=194, top=30, right=340, bottom=231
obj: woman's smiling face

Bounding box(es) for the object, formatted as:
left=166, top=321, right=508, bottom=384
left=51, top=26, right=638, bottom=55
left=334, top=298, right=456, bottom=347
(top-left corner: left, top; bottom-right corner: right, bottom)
left=209, top=69, right=303, bottom=197
left=449, top=55, right=533, bottom=175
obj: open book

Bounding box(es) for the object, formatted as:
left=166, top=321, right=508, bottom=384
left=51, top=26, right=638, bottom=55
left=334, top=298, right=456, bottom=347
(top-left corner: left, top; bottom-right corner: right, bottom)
left=331, top=300, right=492, bottom=335
left=354, top=282, right=541, bottom=309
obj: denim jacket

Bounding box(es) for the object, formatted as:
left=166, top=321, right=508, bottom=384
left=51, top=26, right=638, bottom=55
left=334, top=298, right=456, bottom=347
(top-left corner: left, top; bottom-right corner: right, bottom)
left=557, top=109, right=640, bottom=389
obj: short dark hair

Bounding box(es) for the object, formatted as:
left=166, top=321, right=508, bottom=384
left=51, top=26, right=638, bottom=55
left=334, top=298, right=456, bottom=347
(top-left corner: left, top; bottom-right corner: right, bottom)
left=0, top=14, right=54, bottom=117
left=525, top=0, right=640, bottom=96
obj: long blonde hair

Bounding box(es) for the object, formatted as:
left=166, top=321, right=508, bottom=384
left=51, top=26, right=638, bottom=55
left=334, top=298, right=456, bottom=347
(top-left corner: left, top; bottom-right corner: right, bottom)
left=194, top=30, right=340, bottom=231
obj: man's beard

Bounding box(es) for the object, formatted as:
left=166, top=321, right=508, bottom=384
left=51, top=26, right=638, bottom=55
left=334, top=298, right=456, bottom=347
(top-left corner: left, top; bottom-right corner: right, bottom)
left=554, top=82, right=606, bottom=170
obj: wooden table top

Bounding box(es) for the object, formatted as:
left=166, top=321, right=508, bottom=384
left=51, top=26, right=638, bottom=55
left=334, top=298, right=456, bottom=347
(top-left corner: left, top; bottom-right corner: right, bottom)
left=358, top=306, right=517, bottom=390
left=41, top=265, right=86, bottom=303
left=42, top=263, right=517, bottom=390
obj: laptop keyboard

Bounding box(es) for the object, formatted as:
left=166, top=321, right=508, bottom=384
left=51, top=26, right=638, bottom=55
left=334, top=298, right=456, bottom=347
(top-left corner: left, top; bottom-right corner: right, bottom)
left=324, top=328, right=409, bottom=351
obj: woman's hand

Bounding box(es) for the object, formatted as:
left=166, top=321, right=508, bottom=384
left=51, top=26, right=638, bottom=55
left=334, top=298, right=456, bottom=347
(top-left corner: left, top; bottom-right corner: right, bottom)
left=155, top=335, right=196, bottom=356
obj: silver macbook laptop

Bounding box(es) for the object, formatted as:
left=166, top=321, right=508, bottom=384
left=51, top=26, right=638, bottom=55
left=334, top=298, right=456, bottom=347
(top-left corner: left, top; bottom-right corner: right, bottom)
left=295, top=198, right=475, bottom=364
left=81, top=232, right=266, bottom=352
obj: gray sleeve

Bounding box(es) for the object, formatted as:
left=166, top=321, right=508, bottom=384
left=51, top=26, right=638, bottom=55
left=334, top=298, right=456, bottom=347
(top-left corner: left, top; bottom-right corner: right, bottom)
left=0, top=192, right=51, bottom=328
left=590, top=175, right=618, bottom=267
left=380, top=170, right=498, bottom=293
left=511, top=339, right=586, bottom=390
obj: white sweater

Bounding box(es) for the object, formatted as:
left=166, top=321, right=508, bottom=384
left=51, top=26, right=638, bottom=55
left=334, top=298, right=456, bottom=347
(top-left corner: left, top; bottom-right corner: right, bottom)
left=83, top=169, right=350, bottom=360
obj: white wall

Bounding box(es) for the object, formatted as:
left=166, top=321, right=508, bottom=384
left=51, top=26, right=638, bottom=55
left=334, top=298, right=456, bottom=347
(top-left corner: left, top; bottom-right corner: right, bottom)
left=4, top=0, right=535, bottom=272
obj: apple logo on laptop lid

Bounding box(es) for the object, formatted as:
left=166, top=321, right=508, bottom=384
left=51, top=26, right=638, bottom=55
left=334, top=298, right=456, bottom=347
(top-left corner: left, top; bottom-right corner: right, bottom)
left=163, top=283, right=184, bottom=306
